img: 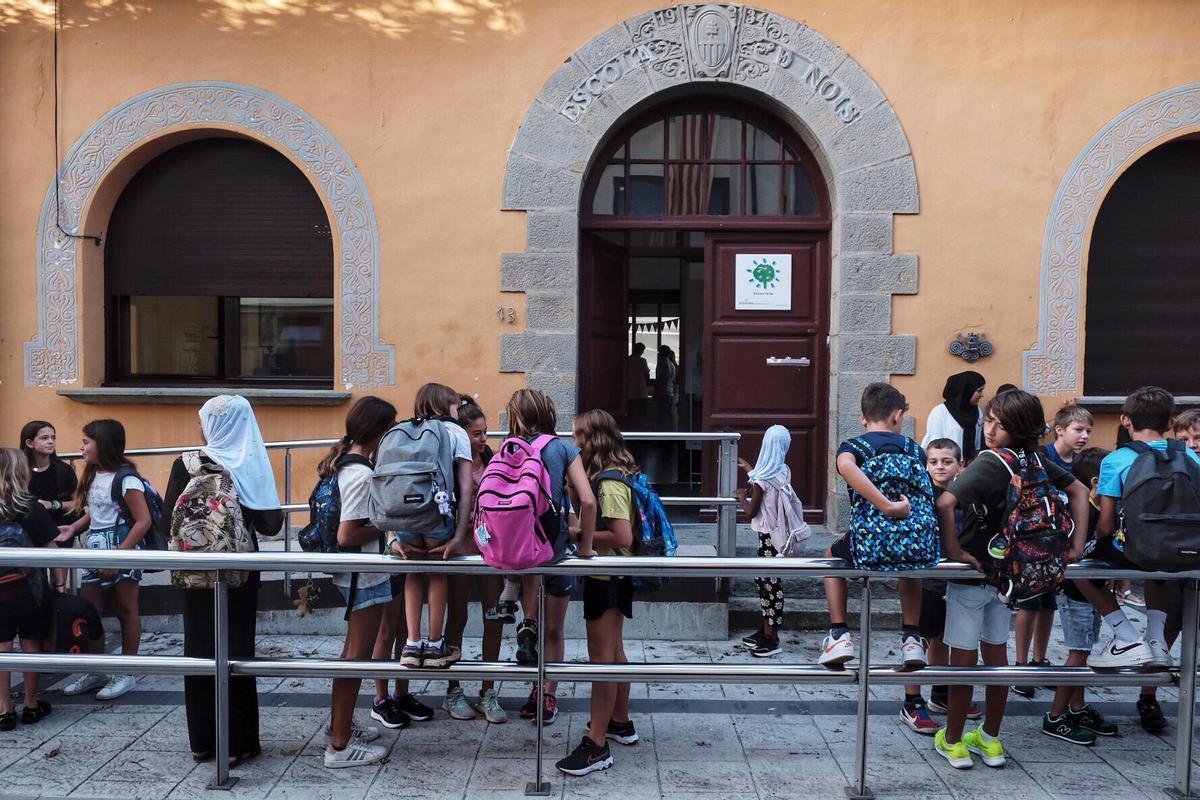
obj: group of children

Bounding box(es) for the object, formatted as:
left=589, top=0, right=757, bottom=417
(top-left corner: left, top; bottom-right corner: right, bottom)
left=732, top=380, right=1200, bottom=773
left=4, top=380, right=1198, bottom=779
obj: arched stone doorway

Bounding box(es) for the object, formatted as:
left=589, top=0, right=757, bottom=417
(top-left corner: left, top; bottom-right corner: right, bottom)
left=500, top=5, right=919, bottom=518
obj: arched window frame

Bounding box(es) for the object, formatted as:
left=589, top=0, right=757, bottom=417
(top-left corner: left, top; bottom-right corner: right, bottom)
left=581, top=99, right=831, bottom=229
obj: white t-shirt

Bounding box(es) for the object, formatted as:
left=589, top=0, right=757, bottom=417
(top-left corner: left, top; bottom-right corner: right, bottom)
left=332, top=461, right=388, bottom=590
left=87, top=471, right=144, bottom=530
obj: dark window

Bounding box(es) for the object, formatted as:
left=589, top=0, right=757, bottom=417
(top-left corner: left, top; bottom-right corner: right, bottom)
left=1084, top=140, right=1200, bottom=395
left=105, top=137, right=334, bottom=386
left=583, top=102, right=826, bottom=221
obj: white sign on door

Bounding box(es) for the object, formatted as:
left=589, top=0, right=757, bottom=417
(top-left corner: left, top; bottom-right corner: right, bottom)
left=735, top=254, right=792, bottom=311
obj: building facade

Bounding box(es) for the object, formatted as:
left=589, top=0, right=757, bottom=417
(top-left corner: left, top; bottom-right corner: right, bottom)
left=2, top=1, right=1198, bottom=520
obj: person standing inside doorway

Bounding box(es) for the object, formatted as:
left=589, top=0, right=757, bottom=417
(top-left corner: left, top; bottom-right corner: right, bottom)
left=654, top=346, right=678, bottom=431
left=627, top=343, right=650, bottom=429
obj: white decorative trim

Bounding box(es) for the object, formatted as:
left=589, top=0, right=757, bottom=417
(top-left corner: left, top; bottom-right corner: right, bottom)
left=1023, top=83, right=1200, bottom=395
left=25, top=81, right=394, bottom=388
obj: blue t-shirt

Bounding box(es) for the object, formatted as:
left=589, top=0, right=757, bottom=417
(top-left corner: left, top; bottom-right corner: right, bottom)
left=1042, top=442, right=1073, bottom=472
left=527, top=436, right=580, bottom=514
left=836, top=432, right=923, bottom=466
left=1098, top=440, right=1200, bottom=498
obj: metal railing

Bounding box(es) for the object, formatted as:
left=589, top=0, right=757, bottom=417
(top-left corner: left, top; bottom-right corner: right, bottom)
left=0, top=548, right=1197, bottom=798
left=61, top=429, right=744, bottom=586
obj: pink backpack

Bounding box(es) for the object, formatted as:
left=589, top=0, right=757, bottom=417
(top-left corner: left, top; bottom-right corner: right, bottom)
left=473, top=434, right=559, bottom=570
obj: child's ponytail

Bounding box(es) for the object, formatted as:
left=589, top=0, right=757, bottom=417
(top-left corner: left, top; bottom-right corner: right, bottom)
left=319, top=396, right=398, bottom=478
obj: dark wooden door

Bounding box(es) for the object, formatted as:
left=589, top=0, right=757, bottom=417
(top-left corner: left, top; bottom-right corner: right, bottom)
left=704, top=235, right=830, bottom=520
left=578, top=234, right=630, bottom=422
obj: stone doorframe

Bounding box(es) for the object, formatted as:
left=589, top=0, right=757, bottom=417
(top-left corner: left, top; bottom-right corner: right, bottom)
left=498, top=4, right=919, bottom=518
left=1022, top=82, right=1200, bottom=396
left=24, top=81, right=394, bottom=389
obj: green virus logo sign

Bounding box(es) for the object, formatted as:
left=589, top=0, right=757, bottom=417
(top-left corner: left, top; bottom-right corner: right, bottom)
left=747, top=258, right=780, bottom=290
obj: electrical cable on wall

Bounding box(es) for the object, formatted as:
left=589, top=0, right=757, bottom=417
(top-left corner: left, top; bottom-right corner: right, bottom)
left=53, top=0, right=102, bottom=246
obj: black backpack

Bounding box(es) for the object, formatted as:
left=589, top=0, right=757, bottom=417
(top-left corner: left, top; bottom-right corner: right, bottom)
left=0, top=518, right=40, bottom=603
left=298, top=453, right=374, bottom=559
left=1120, top=440, right=1200, bottom=571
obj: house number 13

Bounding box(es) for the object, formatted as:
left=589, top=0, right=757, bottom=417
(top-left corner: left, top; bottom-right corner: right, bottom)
left=497, top=306, right=518, bottom=324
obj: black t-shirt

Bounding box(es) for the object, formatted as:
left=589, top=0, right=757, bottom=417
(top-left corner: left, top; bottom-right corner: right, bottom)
left=28, top=460, right=78, bottom=526
left=15, top=503, right=58, bottom=547
left=945, top=448, right=1076, bottom=566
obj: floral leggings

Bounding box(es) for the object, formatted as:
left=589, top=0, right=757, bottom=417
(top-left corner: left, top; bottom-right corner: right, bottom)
left=756, top=532, right=784, bottom=629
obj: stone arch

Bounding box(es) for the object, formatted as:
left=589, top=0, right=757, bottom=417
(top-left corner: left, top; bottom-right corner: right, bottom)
left=24, top=81, right=394, bottom=388
left=1023, top=83, right=1200, bottom=396
left=498, top=4, right=919, bottom=512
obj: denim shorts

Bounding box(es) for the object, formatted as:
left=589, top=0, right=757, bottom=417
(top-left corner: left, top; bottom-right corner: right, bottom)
left=390, top=517, right=455, bottom=547
left=943, top=582, right=1013, bottom=651
left=1059, top=595, right=1101, bottom=652
left=339, top=578, right=393, bottom=614
left=80, top=524, right=142, bottom=588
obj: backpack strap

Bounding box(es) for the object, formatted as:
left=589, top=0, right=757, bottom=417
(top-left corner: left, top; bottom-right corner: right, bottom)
left=1123, top=439, right=1172, bottom=463
left=983, top=448, right=1018, bottom=479
left=111, top=465, right=141, bottom=523
left=845, top=436, right=874, bottom=462
left=182, top=450, right=204, bottom=477
left=335, top=453, right=374, bottom=471
left=906, top=437, right=923, bottom=460
left=529, top=434, right=558, bottom=455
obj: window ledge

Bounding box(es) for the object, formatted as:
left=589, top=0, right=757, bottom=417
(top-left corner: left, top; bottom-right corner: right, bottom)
left=1076, top=395, right=1200, bottom=410
left=58, top=387, right=351, bottom=406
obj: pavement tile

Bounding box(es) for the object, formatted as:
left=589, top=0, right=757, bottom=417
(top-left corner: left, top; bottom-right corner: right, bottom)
left=651, top=714, right=742, bottom=761
left=930, top=759, right=1052, bottom=800
left=732, top=713, right=827, bottom=752
left=848, top=760, right=953, bottom=799
left=658, top=759, right=754, bottom=793
left=746, top=751, right=845, bottom=799
left=265, top=752, right=383, bottom=800
left=481, top=711, right=572, bottom=757
left=363, top=746, right=474, bottom=800
left=1019, top=760, right=1137, bottom=798
left=466, top=757, right=565, bottom=799
left=1095, top=747, right=1174, bottom=789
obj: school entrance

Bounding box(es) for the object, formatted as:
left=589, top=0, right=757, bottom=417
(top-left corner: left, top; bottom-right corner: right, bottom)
left=578, top=99, right=831, bottom=521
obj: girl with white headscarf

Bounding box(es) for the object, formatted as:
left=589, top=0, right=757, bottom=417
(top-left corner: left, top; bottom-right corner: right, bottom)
left=158, top=395, right=283, bottom=767
left=734, top=425, right=811, bottom=657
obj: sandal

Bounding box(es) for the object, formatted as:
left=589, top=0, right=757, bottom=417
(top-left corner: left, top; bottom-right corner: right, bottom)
left=229, top=745, right=262, bottom=768
left=0, top=712, right=15, bottom=732
left=20, top=701, right=51, bottom=725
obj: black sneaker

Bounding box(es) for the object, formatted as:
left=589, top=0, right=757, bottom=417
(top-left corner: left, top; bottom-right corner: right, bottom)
left=1042, top=711, right=1096, bottom=746
left=516, top=620, right=538, bottom=664
left=20, top=701, right=51, bottom=725
left=485, top=601, right=519, bottom=624
left=927, top=690, right=949, bottom=714
left=0, top=712, right=14, bottom=732
left=741, top=629, right=769, bottom=648
left=1011, top=663, right=1035, bottom=699
left=606, top=719, right=639, bottom=745
left=751, top=636, right=782, bottom=658
left=395, top=693, right=434, bottom=722
left=555, top=736, right=613, bottom=776
left=370, top=698, right=411, bottom=730
left=1138, top=696, right=1168, bottom=734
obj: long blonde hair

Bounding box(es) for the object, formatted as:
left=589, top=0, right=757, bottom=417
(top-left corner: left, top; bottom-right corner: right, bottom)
left=0, top=448, right=35, bottom=520
left=573, top=410, right=637, bottom=480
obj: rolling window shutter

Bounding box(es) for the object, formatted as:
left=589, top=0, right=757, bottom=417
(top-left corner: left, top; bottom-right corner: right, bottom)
left=1084, top=141, right=1200, bottom=395
left=106, top=138, right=333, bottom=298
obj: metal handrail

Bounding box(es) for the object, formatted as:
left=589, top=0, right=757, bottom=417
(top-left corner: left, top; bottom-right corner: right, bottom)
left=3, top=549, right=1193, bottom=797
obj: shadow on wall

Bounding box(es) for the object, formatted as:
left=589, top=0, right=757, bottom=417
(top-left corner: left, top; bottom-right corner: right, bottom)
left=0, top=0, right=526, bottom=42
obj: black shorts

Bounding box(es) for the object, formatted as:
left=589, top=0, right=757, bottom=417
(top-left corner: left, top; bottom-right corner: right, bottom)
left=829, top=533, right=855, bottom=567
left=918, top=588, right=947, bottom=640
left=389, top=574, right=405, bottom=596
left=1015, top=591, right=1058, bottom=612
left=0, top=581, right=52, bottom=642
left=583, top=576, right=633, bottom=621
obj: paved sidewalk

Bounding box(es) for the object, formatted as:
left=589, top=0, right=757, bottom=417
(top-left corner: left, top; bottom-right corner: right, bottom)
left=0, top=627, right=1194, bottom=799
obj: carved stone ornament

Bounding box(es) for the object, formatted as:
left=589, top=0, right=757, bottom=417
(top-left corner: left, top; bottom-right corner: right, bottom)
left=685, top=4, right=737, bottom=78
left=1023, top=83, right=1200, bottom=395
left=25, top=81, right=395, bottom=388
left=949, top=332, right=994, bottom=363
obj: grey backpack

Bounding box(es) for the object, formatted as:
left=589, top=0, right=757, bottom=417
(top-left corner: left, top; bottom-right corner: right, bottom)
left=1120, top=440, right=1200, bottom=571
left=369, top=418, right=455, bottom=533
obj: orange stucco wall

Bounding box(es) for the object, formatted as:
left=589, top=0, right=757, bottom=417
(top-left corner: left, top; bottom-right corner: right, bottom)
left=2, top=0, right=1197, bottom=486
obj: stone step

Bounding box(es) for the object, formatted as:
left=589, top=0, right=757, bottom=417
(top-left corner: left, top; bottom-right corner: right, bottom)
left=728, top=595, right=903, bottom=633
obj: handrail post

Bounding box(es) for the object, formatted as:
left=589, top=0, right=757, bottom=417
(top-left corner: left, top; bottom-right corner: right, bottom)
left=283, top=447, right=293, bottom=598
left=208, top=570, right=237, bottom=791
left=717, top=437, right=737, bottom=558
left=847, top=576, right=873, bottom=800
left=1170, top=578, right=1200, bottom=799
left=526, top=576, right=551, bottom=796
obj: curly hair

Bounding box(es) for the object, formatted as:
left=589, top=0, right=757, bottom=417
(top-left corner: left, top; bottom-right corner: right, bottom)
left=573, top=409, right=637, bottom=480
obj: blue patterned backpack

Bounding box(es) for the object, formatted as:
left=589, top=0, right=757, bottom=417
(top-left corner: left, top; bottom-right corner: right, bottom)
left=595, top=470, right=677, bottom=591
left=298, top=454, right=374, bottom=567
left=844, top=437, right=940, bottom=571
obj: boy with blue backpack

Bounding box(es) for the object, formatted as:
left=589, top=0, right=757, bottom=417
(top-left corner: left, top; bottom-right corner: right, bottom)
left=820, top=383, right=939, bottom=670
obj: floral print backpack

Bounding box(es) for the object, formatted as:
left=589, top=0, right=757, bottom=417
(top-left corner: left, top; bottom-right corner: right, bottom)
left=168, top=451, right=254, bottom=589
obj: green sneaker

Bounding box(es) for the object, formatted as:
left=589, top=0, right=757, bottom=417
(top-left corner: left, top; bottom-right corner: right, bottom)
left=933, top=728, right=973, bottom=769
left=1042, top=712, right=1096, bottom=746
left=1068, top=705, right=1117, bottom=737
left=962, top=725, right=1007, bottom=767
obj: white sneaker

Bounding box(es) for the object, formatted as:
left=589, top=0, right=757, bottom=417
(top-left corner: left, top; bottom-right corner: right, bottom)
left=901, top=635, right=928, bottom=669
left=1088, top=636, right=1152, bottom=668
left=96, top=674, right=136, bottom=701
left=442, top=686, right=477, bottom=720
left=1147, top=638, right=1174, bottom=668
left=476, top=688, right=508, bottom=724
left=323, top=738, right=387, bottom=769
left=324, top=719, right=380, bottom=743
left=62, top=673, right=107, bottom=696
left=819, top=632, right=857, bottom=668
